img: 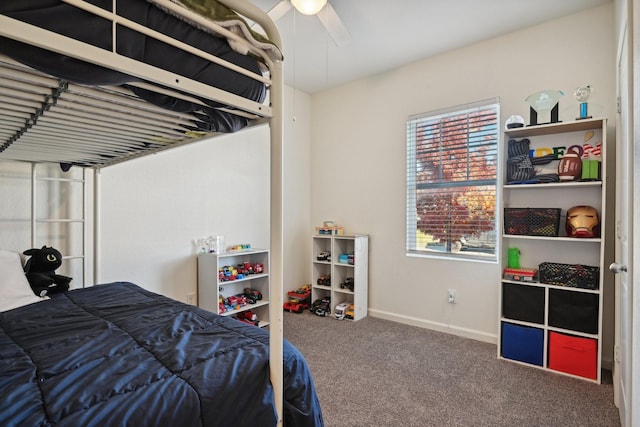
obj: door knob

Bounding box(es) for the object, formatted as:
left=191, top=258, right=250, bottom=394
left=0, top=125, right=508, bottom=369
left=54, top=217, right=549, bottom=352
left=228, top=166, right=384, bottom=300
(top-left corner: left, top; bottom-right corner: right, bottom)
left=609, top=263, right=628, bottom=274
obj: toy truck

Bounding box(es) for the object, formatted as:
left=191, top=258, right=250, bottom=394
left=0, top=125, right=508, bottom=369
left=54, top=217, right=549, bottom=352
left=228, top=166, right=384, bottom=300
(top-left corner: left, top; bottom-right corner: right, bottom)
left=339, top=277, right=354, bottom=292
left=312, top=296, right=331, bottom=317
left=283, top=284, right=311, bottom=313
left=334, top=301, right=352, bottom=320
left=236, top=310, right=259, bottom=326
left=345, top=303, right=355, bottom=320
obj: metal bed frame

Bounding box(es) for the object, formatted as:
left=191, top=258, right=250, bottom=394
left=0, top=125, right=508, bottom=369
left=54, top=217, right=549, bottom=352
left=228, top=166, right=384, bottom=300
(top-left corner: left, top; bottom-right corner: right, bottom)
left=0, top=0, right=286, bottom=422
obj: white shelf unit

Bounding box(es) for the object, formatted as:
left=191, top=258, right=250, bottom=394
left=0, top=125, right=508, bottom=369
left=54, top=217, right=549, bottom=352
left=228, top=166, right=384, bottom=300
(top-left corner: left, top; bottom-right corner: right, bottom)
left=498, top=118, right=607, bottom=383
left=311, top=234, right=369, bottom=321
left=198, top=249, right=270, bottom=328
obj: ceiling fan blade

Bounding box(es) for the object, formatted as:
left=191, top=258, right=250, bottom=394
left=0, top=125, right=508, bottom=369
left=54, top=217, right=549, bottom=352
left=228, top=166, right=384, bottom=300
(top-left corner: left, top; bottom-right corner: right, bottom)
left=317, top=2, right=351, bottom=47
left=267, top=0, right=293, bottom=22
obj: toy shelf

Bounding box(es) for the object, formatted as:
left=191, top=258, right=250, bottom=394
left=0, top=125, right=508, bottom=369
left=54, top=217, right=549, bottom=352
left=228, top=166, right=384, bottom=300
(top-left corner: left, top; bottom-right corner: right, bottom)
left=311, top=234, right=368, bottom=321
left=498, top=118, right=608, bottom=383
left=198, top=249, right=270, bottom=328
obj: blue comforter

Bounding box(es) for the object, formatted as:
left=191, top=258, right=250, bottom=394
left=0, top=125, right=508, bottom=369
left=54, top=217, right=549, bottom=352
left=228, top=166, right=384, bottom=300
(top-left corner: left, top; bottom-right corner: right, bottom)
left=0, top=282, right=323, bottom=427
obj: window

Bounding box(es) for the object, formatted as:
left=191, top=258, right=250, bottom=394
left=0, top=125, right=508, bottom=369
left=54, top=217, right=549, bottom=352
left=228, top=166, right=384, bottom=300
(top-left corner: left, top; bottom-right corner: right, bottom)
left=406, top=99, right=499, bottom=260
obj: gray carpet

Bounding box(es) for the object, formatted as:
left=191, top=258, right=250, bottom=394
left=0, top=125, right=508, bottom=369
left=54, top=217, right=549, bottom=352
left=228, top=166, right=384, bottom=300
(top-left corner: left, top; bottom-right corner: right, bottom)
left=283, top=312, right=620, bottom=427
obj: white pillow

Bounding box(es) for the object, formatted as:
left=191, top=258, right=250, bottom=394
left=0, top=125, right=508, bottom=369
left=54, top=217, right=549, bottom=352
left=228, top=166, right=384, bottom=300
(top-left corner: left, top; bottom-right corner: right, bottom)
left=0, top=250, right=47, bottom=312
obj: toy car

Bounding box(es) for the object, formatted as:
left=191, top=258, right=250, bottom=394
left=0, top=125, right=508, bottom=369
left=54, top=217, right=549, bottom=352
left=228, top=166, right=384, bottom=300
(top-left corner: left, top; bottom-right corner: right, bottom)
left=237, top=262, right=254, bottom=275
left=290, top=284, right=311, bottom=295
left=310, top=298, right=323, bottom=314
left=283, top=285, right=311, bottom=313
left=339, top=277, right=354, bottom=292
left=345, top=304, right=355, bottom=320
left=236, top=310, right=259, bottom=326
left=334, top=301, right=352, bottom=320
left=316, top=274, right=331, bottom=287
left=316, top=251, right=331, bottom=262
left=243, top=287, right=263, bottom=303
left=313, top=296, right=331, bottom=317
left=218, top=296, right=227, bottom=314
left=225, top=294, right=247, bottom=309
left=284, top=296, right=310, bottom=313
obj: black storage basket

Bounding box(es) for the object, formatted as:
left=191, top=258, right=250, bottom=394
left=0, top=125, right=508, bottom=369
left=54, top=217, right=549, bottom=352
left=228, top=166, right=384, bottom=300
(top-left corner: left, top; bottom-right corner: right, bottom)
left=548, top=289, right=599, bottom=334
left=504, top=207, right=561, bottom=237
left=502, top=283, right=545, bottom=324
left=539, top=262, right=600, bottom=290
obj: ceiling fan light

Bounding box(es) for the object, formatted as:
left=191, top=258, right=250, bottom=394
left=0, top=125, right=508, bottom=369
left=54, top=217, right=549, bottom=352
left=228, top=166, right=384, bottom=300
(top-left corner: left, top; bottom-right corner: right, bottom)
left=291, top=0, right=327, bottom=15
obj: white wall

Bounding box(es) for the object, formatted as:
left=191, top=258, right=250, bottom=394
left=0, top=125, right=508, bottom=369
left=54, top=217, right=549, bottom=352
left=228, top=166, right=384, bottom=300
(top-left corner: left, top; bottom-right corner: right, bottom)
left=98, top=126, right=270, bottom=301
left=98, top=85, right=312, bottom=303
left=309, top=4, right=615, bottom=342
left=282, top=87, right=313, bottom=290
left=0, top=161, right=33, bottom=252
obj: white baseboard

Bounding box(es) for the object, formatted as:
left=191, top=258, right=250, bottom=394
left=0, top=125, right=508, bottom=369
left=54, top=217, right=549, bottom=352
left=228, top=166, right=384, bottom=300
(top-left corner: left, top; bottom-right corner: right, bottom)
left=368, top=308, right=497, bottom=345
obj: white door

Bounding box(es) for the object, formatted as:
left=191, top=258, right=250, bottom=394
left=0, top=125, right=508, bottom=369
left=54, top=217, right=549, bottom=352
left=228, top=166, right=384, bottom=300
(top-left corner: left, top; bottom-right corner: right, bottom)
left=612, top=3, right=637, bottom=425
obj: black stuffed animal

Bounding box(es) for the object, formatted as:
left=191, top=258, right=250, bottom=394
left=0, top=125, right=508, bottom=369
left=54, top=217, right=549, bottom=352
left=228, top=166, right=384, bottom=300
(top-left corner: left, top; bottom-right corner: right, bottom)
left=23, top=246, right=72, bottom=297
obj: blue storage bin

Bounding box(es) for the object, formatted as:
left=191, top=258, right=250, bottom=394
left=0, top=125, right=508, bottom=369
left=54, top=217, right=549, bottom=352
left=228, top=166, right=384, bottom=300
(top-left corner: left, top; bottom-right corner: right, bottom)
left=501, top=322, right=544, bottom=366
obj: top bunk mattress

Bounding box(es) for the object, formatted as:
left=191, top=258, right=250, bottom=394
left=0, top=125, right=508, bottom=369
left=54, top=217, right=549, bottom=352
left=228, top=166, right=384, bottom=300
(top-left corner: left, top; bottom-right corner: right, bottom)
left=0, top=0, right=282, bottom=168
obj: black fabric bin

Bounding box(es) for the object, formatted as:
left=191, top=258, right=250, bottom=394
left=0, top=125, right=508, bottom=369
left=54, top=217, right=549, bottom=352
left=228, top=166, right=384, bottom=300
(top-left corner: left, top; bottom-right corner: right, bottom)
left=548, top=289, right=599, bottom=334
left=502, top=283, right=545, bottom=324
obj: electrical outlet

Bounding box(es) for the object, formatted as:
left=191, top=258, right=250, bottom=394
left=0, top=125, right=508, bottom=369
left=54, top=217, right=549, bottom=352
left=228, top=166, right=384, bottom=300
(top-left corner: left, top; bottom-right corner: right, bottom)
left=186, top=293, right=195, bottom=305
left=447, top=289, right=456, bottom=304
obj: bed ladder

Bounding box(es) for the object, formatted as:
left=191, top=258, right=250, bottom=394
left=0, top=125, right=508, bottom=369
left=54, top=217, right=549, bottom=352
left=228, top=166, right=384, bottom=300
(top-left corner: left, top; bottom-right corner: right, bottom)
left=30, top=163, right=89, bottom=288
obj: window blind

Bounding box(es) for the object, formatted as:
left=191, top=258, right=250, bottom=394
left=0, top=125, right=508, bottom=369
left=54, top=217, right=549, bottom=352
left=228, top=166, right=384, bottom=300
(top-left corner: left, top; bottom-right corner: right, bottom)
left=407, top=99, right=499, bottom=259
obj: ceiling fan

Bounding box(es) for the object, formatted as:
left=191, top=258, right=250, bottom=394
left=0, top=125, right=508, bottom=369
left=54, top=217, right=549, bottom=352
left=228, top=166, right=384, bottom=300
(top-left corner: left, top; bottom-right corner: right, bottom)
left=267, top=0, right=351, bottom=46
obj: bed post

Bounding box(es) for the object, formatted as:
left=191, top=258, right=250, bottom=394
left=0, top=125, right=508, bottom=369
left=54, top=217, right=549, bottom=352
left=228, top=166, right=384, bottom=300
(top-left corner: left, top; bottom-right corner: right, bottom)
left=93, top=168, right=101, bottom=286
left=217, top=1, right=286, bottom=422
left=214, top=1, right=287, bottom=422
left=30, top=163, right=37, bottom=248
left=269, top=59, right=285, bottom=425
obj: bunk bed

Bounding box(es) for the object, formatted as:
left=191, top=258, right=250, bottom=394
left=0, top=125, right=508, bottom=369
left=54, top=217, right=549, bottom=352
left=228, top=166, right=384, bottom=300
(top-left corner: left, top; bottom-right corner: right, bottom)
left=0, top=1, right=319, bottom=426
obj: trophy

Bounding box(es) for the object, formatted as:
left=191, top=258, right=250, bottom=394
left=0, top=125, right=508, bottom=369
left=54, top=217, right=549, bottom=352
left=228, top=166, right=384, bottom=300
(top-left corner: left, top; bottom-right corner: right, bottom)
left=525, top=90, right=564, bottom=126
left=574, top=85, right=592, bottom=120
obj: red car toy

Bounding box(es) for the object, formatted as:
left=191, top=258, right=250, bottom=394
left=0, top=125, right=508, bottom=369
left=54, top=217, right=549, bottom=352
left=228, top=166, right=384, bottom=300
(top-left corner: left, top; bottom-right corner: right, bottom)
left=225, top=294, right=247, bottom=309
left=236, top=310, right=259, bottom=326
left=283, top=285, right=311, bottom=313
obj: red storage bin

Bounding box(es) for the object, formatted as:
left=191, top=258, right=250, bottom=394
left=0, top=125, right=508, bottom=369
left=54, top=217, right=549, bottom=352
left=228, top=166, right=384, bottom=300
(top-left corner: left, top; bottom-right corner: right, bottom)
left=548, top=332, right=597, bottom=380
